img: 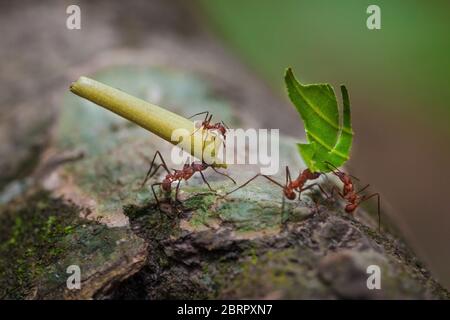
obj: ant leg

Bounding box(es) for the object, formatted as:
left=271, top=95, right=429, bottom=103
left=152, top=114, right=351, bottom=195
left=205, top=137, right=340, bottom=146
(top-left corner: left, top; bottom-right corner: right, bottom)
left=258, top=174, right=285, bottom=188
left=151, top=182, right=163, bottom=207
left=142, top=166, right=160, bottom=188
left=174, top=180, right=182, bottom=204
left=189, top=112, right=210, bottom=140
left=322, top=185, right=344, bottom=201
left=224, top=174, right=261, bottom=196
left=304, top=183, right=330, bottom=211
left=151, top=151, right=171, bottom=174
left=348, top=173, right=360, bottom=181
left=190, top=126, right=202, bottom=138
left=225, top=174, right=284, bottom=197
left=210, top=166, right=236, bottom=184
left=221, top=120, right=230, bottom=130
left=200, top=129, right=208, bottom=161
left=212, top=129, right=227, bottom=150
left=326, top=186, right=338, bottom=200
left=298, top=183, right=322, bottom=199
left=318, top=184, right=330, bottom=198
left=306, top=183, right=329, bottom=198
left=281, top=195, right=286, bottom=224
left=141, top=151, right=171, bottom=187
left=295, top=183, right=323, bottom=215
left=356, top=184, right=370, bottom=194
left=221, top=135, right=226, bottom=151
left=359, top=193, right=381, bottom=232
left=201, top=113, right=213, bottom=145
left=190, top=120, right=209, bottom=141
left=148, top=163, right=167, bottom=177
left=299, top=183, right=317, bottom=192
left=210, top=127, right=227, bottom=152
left=199, top=171, right=215, bottom=192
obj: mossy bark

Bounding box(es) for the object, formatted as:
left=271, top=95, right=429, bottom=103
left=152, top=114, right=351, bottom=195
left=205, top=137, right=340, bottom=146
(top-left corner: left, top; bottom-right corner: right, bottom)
left=0, top=65, right=448, bottom=300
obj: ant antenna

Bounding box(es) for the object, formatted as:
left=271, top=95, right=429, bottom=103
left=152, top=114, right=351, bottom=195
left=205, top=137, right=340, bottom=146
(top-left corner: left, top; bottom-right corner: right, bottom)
left=324, top=161, right=343, bottom=173
left=324, top=161, right=360, bottom=181
left=188, top=111, right=210, bottom=119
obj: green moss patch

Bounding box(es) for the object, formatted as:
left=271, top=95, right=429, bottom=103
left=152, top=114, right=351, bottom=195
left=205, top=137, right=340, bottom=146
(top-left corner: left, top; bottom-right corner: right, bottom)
left=0, top=190, right=147, bottom=299
left=212, top=248, right=329, bottom=299
left=0, top=191, right=80, bottom=299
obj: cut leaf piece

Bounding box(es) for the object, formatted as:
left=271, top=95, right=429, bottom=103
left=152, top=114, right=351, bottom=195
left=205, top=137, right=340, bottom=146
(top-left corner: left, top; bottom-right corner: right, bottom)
left=285, top=68, right=353, bottom=172
left=297, top=141, right=317, bottom=172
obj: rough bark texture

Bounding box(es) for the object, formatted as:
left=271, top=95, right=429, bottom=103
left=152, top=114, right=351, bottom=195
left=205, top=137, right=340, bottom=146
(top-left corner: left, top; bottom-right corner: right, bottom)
left=1, top=64, right=448, bottom=300
left=0, top=0, right=448, bottom=299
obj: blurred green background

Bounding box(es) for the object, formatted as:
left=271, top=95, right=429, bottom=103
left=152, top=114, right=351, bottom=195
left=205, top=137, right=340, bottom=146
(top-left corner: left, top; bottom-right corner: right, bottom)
left=198, top=0, right=450, bottom=287
left=1, top=0, right=448, bottom=292
left=199, top=0, right=450, bottom=129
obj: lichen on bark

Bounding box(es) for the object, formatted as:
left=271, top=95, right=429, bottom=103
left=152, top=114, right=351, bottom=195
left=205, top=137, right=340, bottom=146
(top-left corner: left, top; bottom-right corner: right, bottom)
left=0, top=65, right=448, bottom=299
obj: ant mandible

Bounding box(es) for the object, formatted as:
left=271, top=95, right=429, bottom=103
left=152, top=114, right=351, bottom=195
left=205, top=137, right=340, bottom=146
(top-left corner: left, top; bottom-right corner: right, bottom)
left=141, top=151, right=236, bottom=208
left=324, top=161, right=381, bottom=230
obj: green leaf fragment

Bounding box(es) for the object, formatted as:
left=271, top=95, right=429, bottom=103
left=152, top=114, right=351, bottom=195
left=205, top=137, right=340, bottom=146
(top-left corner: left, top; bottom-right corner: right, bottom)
left=285, top=68, right=353, bottom=172
left=326, top=85, right=354, bottom=168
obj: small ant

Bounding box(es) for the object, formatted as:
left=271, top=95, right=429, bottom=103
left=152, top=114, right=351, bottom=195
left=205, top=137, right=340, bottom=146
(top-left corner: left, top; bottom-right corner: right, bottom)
left=324, top=161, right=381, bottom=230
left=224, top=166, right=326, bottom=205
left=188, top=111, right=229, bottom=145
left=141, top=151, right=236, bottom=208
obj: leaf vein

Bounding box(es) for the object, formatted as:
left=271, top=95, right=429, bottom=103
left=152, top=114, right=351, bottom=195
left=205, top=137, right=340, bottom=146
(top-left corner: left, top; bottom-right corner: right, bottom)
left=293, top=83, right=340, bottom=131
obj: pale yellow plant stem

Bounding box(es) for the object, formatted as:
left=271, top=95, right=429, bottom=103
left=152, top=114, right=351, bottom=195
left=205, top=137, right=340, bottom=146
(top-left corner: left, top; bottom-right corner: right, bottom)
left=70, top=76, right=225, bottom=167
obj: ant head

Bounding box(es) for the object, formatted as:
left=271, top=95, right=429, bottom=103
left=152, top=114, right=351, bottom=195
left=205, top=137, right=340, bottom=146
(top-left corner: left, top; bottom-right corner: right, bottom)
left=305, top=169, right=320, bottom=180
left=284, top=188, right=296, bottom=200
left=200, top=162, right=208, bottom=170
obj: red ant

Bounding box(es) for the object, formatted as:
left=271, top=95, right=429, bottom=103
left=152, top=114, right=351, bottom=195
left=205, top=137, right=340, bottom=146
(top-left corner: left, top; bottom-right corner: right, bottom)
left=188, top=111, right=229, bottom=145
left=224, top=166, right=326, bottom=204
left=141, top=151, right=236, bottom=208
left=324, top=161, right=381, bottom=230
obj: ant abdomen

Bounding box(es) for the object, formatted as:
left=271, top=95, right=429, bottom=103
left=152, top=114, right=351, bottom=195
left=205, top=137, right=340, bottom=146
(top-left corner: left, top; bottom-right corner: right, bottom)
left=345, top=203, right=357, bottom=214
